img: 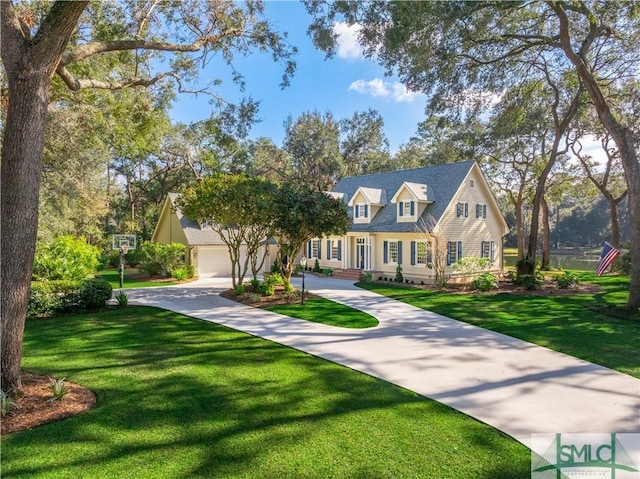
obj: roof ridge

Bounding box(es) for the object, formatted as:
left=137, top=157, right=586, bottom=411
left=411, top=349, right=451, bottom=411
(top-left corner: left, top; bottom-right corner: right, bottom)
left=340, top=159, right=476, bottom=180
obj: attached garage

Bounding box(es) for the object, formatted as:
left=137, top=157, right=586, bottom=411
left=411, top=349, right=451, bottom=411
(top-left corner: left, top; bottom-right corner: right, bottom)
left=195, top=246, right=232, bottom=277
left=152, top=193, right=276, bottom=278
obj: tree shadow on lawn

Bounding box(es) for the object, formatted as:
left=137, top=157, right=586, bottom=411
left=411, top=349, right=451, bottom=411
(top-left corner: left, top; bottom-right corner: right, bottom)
left=5, top=307, right=529, bottom=479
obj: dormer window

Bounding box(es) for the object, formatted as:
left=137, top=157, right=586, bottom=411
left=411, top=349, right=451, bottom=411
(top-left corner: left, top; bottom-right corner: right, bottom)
left=398, top=201, right=415, bottom=217
left=355, top=203, right=369, bottom=219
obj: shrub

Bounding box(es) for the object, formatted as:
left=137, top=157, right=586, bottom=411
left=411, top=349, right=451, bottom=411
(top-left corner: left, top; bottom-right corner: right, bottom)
left=553, top=271, right=579, bottom=289
left=312, top=259, right=321, bottom=273
left=49, top=378, right=68, bottom=402
left=33, top=235, right=101, bottom=281
left=125, top=247, right=144, bottom=267
left=29, top=279, right=81, bottom=316
left=249, top=278, right=261, bottom=291
left=454, top=257, right=493, bottom=275
left=1, top=390, right=16, bottom=417
left=259, top=272, right=283, bottom=296
left=612, top=244, right=631, bottom=276
left=27, top=282, right=59, bottom=317
left=362, top=272, right=373, bottom=282
left=114, top=291, right=129, bottom=307
left=171, top=266, right=191, bottom=281
left=161, top=243, right=187, bottom=276
left=283, top=278, right=294, bottom=293
left=105, top=249, right=121, bottom=268
left=233, top=284, right=245, bottom=296
left=79, top=279, right=113, bottom=309
left=246, top=292, right=263, bottom=303
left=271, top=259, right=281, bottom=274
left=395, top=264, right=404, bottom=283
left=473, top=272, right=498, bottom=291
left=139, top=242, right=164, bottom=276
left=139, top=242, right=187, bottom=277
left=321, top=268, right=333, bottom=276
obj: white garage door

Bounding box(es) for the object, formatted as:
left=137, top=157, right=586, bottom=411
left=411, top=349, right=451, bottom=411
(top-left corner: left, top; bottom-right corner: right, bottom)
left=197, top=246, right=232, bottom=277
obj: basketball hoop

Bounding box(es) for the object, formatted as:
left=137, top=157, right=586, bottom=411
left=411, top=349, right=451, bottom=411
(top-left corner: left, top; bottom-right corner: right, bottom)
left=120, top=244, right=130, bottom=255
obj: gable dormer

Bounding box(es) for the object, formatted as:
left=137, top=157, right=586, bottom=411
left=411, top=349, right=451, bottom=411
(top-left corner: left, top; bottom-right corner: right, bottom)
left=390, top=182, right=433, bottom=222
left=348, top=186, right=386, bottom=224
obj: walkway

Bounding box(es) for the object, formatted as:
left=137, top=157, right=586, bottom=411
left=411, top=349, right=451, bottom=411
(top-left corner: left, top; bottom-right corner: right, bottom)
left=129, top=276, right=639, bottom=448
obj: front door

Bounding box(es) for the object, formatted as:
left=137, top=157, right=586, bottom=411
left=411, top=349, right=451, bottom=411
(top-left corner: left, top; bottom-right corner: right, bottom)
left=356, top=238, right=366, bottom=269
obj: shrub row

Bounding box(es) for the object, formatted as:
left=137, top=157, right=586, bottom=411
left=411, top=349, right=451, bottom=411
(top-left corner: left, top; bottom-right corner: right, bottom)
left=28, top=279, right=113, bottom=317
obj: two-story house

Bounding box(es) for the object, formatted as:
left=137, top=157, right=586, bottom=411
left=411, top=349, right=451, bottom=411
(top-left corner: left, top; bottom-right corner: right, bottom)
left=306, top=160, right=509, bottom=283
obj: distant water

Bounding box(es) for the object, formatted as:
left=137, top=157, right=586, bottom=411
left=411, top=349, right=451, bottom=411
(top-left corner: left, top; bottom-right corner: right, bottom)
left=504, top=252, right=601, bottom=271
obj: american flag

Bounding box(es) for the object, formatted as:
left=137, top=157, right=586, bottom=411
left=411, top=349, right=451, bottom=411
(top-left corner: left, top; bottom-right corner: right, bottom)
left=595, top=242, right=620, bottom=276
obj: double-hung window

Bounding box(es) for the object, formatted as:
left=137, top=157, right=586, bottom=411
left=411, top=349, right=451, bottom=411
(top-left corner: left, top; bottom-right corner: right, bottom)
left=383, top=240, right=402, bottom=264
left=481, top=240, right=495, bottom=261
left=355, top=203, right=369, bottom=219
left=327, top=239, right=341, bottom=261
left=398, top=201, right=415, bottom=217
left=311, top=239, right=320, bottom=259
left=447, top=241, right=463, bottom=266
left=476, top=203, right=487, bottom=219
left=416, top=241, right=431, bottom=265
left=456, top=202, right=469, bottom=218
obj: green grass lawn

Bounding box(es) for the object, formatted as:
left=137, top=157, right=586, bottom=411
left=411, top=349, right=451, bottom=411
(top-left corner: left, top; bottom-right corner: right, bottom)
left=264, top=297, right=379, bottom=328
left=98, top=268, right=180, bottom=289
left=359, top=272, right=640, bottom=378
left=3, top=307, right=529, bottom=478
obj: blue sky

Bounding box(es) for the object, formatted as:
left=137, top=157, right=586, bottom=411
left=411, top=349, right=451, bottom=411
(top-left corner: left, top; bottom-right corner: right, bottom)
left=168, top=1, right=428, bottom=152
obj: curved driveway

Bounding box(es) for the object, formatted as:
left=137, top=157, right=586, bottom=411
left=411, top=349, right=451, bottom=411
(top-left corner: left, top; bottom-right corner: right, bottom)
left=129, top=276, right=639, bottom=448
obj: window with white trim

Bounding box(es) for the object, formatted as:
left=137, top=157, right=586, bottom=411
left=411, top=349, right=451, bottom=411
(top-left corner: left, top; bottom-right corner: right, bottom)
left=403, top=202, right=412, bottom=216
left=456, top=202, right=469, bottom=218
left=311, top=239, right=320, bottom=258
left=330, top=240, right=339, bottom=260
left=355, top=203, right=369, bottom=218
left=416, top=241, right=431, bottom=265
left=388, top=241, right=399, bottom=263
left=447, top=241, right=463, bottom=266
left=481, top=240, right=495, bottom=261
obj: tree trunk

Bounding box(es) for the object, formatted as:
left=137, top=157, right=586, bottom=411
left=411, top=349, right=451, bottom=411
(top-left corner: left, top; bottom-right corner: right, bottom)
left=552, top=1, right=640, bottom=309
left=514, top=198, right=525, bottom=260
left=607, top=195, right=621, bottom=249
left=541, top=196, right=551, bottom=270
left=0, top=1, right=88, bottom=394
left=0, top=74, right=51, bottom=394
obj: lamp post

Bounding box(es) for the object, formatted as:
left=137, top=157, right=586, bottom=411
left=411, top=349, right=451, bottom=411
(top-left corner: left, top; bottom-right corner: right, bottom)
left=299, top=256, right=307, bottom=305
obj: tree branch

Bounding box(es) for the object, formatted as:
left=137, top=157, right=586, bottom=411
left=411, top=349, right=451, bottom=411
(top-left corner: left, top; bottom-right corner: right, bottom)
left=0, top=2, right=28, bottom=72
left=59, top=30, right=241, bottom=66
left=31, top=1, right=89, bottom=68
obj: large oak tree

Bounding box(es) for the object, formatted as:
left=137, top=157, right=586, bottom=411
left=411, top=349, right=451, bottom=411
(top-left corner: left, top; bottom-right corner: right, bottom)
left=1, top=0, right=295, bottom=394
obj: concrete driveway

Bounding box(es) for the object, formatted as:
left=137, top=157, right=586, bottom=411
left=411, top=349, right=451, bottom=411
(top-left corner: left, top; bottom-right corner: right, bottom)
left=128, top=276, right=639, bottom=448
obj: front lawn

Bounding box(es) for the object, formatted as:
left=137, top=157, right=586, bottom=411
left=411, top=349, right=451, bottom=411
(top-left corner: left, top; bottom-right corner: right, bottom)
left=3, top=307, right=529, bottom=478
left=98, top=268, right=181, bottom=289
left=359, top=272, right=640, bottom=378
left=264, top=297, right=379, bottom=328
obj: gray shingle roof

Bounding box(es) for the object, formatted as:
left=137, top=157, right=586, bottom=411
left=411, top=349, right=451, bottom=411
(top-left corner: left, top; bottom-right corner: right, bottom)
left=167, top=193, right=227, bottom=245
left=332, top=160, right=476, bottom=233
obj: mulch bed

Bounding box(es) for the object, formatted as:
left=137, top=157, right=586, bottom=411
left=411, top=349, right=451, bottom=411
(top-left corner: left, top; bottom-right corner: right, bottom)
left=220, top=285, right=320, bottom=307
left=2, top=372, right=97, bottom=435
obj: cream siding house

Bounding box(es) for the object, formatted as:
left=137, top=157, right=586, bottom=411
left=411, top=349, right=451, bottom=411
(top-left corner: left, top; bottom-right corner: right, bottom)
left=151, top=193, right=276, bottom=277
left=308, top=160, right=509, bottom=283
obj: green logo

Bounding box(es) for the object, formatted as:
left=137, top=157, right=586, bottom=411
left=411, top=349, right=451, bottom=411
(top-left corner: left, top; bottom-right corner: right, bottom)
left=531, top=433, right=640, bottom=479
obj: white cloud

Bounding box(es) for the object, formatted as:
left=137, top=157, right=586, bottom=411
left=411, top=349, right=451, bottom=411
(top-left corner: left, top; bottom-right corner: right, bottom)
left=348, top=78, right=421, bottom=103
left=333, top=22, right=364, bottom=59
